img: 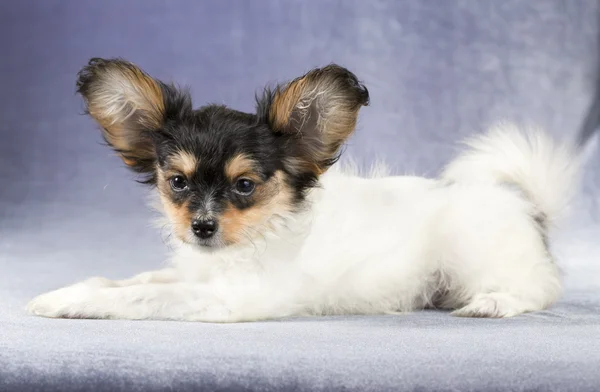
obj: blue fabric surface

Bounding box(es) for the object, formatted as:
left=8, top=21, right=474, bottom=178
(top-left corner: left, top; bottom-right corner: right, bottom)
left=1, top=1, right=599, bottom=391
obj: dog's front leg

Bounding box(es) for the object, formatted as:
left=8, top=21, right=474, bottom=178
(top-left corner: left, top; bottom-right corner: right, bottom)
left=26, top=280, right=296, bottom=322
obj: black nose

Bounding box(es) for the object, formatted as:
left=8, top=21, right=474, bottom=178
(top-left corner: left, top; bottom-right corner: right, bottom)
left=191, top=219, right=218, bottom=239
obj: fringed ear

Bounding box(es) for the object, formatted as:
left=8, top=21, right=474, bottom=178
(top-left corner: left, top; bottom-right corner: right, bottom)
left=76, top=58, right=190, bottom=180
left=264, top=64, right=369, bottom=175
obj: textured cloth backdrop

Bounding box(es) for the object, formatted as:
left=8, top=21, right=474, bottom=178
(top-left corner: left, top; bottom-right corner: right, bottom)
left=1, top=1, right=599, bottom=391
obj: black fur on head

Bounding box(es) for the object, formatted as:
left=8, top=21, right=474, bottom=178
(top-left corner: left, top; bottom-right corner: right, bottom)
left=76, top=57, right=369, bottom=248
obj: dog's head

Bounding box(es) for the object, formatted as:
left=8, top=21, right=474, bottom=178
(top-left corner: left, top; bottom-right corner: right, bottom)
left=76, top=58, right=369, bottom=249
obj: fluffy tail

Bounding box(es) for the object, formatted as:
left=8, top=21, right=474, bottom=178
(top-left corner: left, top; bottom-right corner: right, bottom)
left=441, top=123, right=582, bottom=226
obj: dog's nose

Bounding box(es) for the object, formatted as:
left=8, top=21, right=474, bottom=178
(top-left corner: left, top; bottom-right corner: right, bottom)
left=191, top=219, right=218, bottom=239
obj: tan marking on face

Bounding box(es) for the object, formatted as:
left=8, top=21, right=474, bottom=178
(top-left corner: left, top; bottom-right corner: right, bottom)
left=220, top=171, right=294, bottom=246
left=169, top=150, right=198, bottom=178
left=225, top=154, right=259, bottom=182
left=160, top=196, right=193, bottom=241
left=156, top=169, right=194, bottom=242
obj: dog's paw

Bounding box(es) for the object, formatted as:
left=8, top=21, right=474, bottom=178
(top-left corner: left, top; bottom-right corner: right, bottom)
left=26, top=283, right=99, bottom=319
left=26, top=277, right=119, bottom=319
left=451, top=293, right=526, bottom=318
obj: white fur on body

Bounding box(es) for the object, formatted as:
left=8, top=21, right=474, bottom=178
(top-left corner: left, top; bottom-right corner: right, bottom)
left=27, top=125, right=581, bottom=321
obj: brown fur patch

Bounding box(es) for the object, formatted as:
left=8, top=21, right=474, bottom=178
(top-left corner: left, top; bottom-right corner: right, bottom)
left=86, top=63, right=165, bottom=133
left=80, top=60, right=165, bottom=168
left=220, top=171, right=293, bottom=245
left=269, top=78, right=308, bottom=131
left=268, top=65, right=367, bottom=175
left=225, top=154, right=259, bottom=182
left=168, top=150, right=198, bottom=178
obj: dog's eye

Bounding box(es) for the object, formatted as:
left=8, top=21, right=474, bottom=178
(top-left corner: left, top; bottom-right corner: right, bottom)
left=170, top=175, right=188, bottom=191
left=234, top=178, right=255, bottom=196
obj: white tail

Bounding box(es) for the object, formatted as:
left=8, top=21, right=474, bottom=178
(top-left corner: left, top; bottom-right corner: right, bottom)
left=441, top=123, right=582, bottom=226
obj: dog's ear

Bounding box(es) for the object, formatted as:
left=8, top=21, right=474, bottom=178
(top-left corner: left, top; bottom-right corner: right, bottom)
left=76, top=58, right=190, bottom=180
left=263, top=65, right=369, bottom=175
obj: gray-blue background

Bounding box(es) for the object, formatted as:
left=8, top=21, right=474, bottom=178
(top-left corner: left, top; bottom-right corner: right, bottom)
left=1, top=1, right=599, bottom=391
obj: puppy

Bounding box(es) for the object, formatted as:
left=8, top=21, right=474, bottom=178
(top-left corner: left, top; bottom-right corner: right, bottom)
left=27, top=58, right=580, bottom=322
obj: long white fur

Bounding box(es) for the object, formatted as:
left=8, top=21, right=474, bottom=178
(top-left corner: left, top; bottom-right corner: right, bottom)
left=27, top=124, right=581, bottom=321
